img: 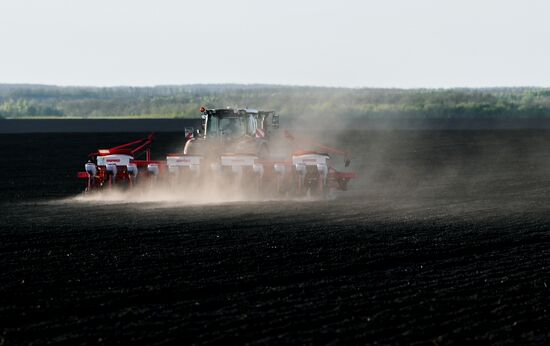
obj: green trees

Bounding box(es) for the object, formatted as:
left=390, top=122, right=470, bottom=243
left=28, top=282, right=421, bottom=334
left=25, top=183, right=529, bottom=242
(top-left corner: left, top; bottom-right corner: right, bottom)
left=0, top=84, right=549, bottom=119
left=0, top=98, right=63, bottom=117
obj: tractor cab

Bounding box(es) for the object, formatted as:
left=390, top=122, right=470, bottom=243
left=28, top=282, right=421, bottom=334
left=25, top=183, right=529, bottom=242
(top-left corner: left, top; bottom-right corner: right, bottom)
left=182, top=107, right=279, bottom=158
left=199, top=108, right=278, bottom=143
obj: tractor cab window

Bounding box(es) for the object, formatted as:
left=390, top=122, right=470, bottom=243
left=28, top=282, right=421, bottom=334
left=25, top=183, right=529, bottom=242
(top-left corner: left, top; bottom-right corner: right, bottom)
left=247, top=114, right=257, bottom=136
left=219, top=117, right=245, bottom=138
left=206, top=114, right=219, bottom=136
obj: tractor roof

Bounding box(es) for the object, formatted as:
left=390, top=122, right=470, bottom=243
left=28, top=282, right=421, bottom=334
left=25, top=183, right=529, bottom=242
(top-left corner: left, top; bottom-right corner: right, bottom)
left=204, top=108, right=275, bottom=116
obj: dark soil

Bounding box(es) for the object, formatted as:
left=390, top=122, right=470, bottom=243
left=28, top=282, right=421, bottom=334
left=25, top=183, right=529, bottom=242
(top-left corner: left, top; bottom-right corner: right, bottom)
left=1, top=131, right=549, bottom=345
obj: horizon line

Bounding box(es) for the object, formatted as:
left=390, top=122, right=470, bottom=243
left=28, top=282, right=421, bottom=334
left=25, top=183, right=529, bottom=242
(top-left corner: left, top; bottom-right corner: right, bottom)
left=1, top=82, right=550, bottom=91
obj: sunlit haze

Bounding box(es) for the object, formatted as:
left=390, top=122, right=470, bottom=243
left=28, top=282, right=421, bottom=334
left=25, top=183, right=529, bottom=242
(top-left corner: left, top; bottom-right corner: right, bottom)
left=1, top=0, right=549, bottom=88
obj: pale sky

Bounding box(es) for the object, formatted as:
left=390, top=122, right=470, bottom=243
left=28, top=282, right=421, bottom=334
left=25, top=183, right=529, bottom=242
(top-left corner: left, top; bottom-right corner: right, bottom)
left=0, top=0, right=549, bottom=88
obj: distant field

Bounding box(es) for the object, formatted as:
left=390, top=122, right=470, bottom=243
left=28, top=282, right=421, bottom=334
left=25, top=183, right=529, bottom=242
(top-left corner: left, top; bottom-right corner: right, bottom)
left=4, top=118, right=550, bottom=133
left=0, top=118, right=202, bottom=133
left=4, top=114, right=185, bottom=120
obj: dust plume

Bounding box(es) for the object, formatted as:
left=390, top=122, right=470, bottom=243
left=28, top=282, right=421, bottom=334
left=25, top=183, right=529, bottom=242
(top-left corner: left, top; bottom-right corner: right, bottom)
left=70, top=104, right=550, bottom=209
left=281, top=105, right=550, bottom=209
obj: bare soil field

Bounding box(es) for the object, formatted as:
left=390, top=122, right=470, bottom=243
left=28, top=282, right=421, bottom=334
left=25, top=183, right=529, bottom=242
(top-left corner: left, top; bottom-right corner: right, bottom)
left=1, top=130, right=549, bottom=344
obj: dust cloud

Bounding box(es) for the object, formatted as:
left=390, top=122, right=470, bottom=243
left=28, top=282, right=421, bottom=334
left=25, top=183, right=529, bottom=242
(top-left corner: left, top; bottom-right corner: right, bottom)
left=283, top=108, right=550, bottom=209
left=72, top=175, right=284, bottom=205
left=68, top=111, right=361, bottom=205
left=71, top=106, right=550, bottom=209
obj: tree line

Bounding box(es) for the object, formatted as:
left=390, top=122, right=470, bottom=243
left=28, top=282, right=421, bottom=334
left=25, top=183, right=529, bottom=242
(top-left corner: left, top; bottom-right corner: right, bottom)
left=1, top=84, right=550, bottom=119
